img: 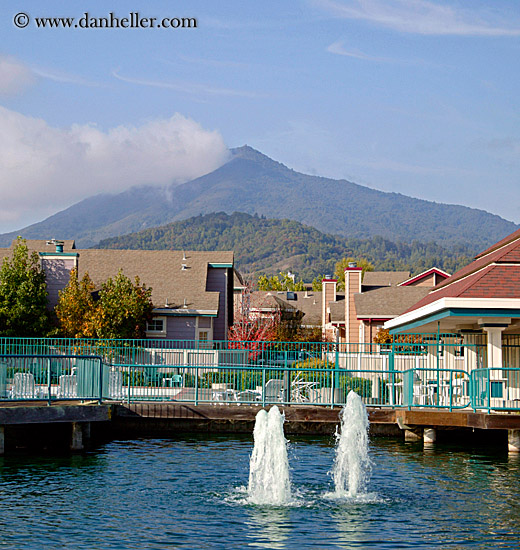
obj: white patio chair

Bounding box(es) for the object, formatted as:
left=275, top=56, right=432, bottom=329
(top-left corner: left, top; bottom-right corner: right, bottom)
left=412, top=373, right=429, bottom=406
left=11, top=372, right=36, bottom=399
left=263, top=379, right=284, bottom=403
left=57, top=374, right=77, bottom=398
left=108, top=370, right=124, bottom=399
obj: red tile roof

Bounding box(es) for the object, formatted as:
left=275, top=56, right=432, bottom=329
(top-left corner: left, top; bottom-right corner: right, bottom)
left=403, top=228, right=520, bottom=315
left=475, top=227, right=520, bottom=259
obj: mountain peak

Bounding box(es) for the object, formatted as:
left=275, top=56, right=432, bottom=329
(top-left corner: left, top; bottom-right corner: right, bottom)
left=230, top=145, right=291, bottom=172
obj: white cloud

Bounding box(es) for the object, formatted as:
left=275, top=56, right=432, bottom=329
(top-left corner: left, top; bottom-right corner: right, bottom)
left=0, top=107, right=229, bottom=232
left=0, top=55, right=35, bottom=95
left=316, top=0, right=520, bottom=36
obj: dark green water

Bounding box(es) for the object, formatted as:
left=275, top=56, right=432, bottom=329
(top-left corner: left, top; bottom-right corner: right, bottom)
left=0, top=435, right=519, bottom=549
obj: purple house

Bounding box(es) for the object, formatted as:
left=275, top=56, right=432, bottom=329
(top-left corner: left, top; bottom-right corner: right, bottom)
left=1, top=240, right=235, bottom=343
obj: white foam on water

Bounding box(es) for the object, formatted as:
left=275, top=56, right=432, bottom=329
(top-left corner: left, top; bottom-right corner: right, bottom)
left=247, top=406, right=292, bottom=505
left=326, top=391, right=373, bottom=499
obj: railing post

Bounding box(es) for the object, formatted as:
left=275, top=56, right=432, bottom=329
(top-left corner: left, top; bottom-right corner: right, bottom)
left=389, top=348, right=396, bottom=407
left=195, top=365, right=199, bottom=406
left=262, top=366, right=266, bottom=408
left=487, top=368, right=491, bottom=413
left=127, top=366, right=131, bottom=405
left=98, top=358, right=103, bottom=404
left=47, top=357, right=52, bottom=407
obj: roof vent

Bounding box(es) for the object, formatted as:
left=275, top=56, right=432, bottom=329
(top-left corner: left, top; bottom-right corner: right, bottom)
left=181, top=264, right=188, bottom=270
left=182, top=251, right=187, bottom=261
left=183, top=298, right=188, bottom=308
left=46, top=238, right=64, bottom=253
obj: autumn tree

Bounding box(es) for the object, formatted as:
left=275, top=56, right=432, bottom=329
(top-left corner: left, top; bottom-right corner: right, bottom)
left=0, top=237, right=49, bottom=336
left=92, top=270, right=154, bottom=339
left=56, top=269, right=153, bottom=339
left=55, top=269, right=96, bottom=338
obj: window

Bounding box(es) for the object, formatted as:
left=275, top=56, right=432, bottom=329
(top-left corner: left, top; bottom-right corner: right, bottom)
left=196, top=317, right=213, bottom=346
left=146, top=316, right=167, bottom=337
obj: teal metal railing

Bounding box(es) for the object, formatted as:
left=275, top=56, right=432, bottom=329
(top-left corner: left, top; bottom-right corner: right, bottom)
left=2, top=337, right=520, bottom=411
left=401, top=368, right=470, bottom=411
left=469, top=368, right=520, bottom=413
left=0, top=354, right=105, bottom=404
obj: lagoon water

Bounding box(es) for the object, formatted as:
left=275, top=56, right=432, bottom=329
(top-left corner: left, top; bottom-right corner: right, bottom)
left=1, top=435, right=520, bottom=549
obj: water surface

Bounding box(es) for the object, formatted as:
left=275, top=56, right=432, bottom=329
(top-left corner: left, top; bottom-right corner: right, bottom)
left=0, top=435, right=519, bottom=549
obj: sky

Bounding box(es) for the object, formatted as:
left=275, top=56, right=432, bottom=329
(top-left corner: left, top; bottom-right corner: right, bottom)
left=0, top=0, right=519, bottom=234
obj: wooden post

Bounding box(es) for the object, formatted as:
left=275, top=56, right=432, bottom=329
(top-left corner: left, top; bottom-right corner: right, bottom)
left=70, top=422, right=84, bottom=451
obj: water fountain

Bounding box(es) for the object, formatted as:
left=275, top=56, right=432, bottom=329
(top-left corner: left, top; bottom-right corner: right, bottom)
left=331, top=390, right=372, bottom=497
left=247, top=406, right=292, bottom=505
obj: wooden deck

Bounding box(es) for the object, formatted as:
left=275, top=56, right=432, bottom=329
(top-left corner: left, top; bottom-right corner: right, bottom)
left=1, top=401, right=520, bottom=453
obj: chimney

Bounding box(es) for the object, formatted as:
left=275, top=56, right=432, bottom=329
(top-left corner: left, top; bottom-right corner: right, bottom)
left=344, top=265, right=362, bottom=347
left=321, top=277, right=337, bottom=341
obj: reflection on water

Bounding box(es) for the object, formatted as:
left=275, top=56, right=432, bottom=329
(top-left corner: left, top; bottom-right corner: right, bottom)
left=245, top=506, right=290, bottom=549
left=0, top=436, right=520, bottom=549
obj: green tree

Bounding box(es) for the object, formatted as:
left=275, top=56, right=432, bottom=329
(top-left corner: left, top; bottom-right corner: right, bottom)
left=311, top=275, right=327, bottom=291
left=55, top=269, right=96, bottom=338
left=257, top=272, right=306, bottom=291
left=0, top=237, right=49, bottom=336
left=92, top=270, right=154, bottom=339
left=334, top=258, right=374, bottom=290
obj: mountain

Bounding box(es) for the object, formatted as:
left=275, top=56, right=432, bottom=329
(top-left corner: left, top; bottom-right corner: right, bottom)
left=96, top=211, right=475, bottom=281
left=0, top=146, right=517, bottom=248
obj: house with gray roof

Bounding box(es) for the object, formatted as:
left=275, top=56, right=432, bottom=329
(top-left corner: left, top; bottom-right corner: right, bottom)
left=0, top=239, right=235, bottom=342
left=322, top=267, right=450, bottom=345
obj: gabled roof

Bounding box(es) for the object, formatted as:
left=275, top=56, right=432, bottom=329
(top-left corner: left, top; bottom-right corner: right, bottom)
left=475, top=227, right=520, bottom=259
left=250, top=290, right=322, bottom=325
left=385, top=230, right=520, bottom=332
left=1, top=241, right=233, bottom=313
left=76, top=249, right=233, bottom=313
left=398, top=267, right=450, bottom=287
left=354, top=286, right=430, bottom=319
left=402, top=235, right=520, bottom=317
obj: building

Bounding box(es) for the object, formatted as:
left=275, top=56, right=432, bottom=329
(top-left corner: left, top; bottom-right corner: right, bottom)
left=0, top=239, right=235, bottom=342
left=322, top=267, right=450, bottom=345
left=384, top=228, right=520, bottom=371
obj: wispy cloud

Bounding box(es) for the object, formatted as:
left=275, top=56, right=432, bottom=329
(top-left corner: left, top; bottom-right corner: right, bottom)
left=316, top=0, right=520, bottom=36
left=327, top=40, right=400, bottom=62
left=31, top=67, right=104, bottom=88
left=0, top=54, right=105, bottom=94
left=112, top=69, right=265, bottom=99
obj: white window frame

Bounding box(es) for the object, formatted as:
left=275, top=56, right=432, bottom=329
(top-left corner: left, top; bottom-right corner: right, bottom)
left=146, top=316, right=167, bottom=338
left=196, top=317, right=213, bottom=343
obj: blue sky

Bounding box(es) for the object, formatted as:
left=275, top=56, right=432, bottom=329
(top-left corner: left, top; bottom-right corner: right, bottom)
left=1, top=0, right=519, bottom=233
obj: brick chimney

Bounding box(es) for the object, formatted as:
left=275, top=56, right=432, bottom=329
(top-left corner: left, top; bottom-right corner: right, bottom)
left=344, top=264, right=362, bottom=346
left=321, top=277, right=337, bottom=341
